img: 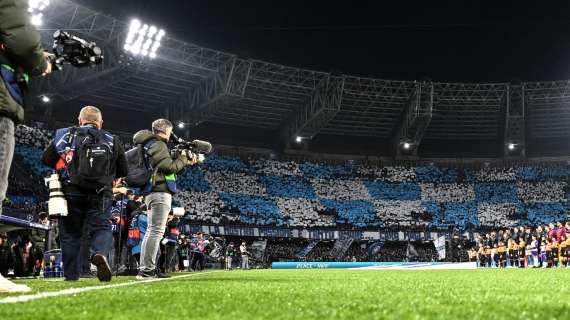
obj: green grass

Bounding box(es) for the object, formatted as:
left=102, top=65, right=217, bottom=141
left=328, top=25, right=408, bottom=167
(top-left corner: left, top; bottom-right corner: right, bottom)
left=2, top=269, right=570, bottom=320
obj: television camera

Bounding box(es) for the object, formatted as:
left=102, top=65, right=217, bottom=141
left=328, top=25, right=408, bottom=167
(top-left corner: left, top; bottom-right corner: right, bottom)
left=48, top=30, right=103, bottom=70
left=170, top=133, right=212, bottom=164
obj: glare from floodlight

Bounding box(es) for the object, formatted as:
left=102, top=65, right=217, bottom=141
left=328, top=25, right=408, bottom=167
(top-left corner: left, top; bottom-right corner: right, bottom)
left=30, top=14, right=43, bottom=26
left=130, top=19, right=141, bottom=30
left=41, top=95, right=50, bottom=103
left=403, top=142, right=411, bottom=150
left=28, top=0, right=50, bottom=26
left=148, top=26, right=157, bottom=37
left=125, top=19, right=165, bottom=59
left=295, top=136, right=302, bottom=143
left=178, top=122, right=185, bottom=129
left=508, top=143, right=515, bottom=151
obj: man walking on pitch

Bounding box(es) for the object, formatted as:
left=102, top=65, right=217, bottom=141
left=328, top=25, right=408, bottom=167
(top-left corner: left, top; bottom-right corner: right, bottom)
left=42, top=106, right=128, bottom=282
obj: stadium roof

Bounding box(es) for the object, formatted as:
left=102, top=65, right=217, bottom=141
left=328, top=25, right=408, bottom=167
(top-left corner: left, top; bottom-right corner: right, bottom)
left=28, top=0, right=570, bottom=158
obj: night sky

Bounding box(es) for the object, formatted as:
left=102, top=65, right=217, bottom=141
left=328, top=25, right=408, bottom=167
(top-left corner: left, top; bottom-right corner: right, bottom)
left=76, top=0, right=570, bottom=82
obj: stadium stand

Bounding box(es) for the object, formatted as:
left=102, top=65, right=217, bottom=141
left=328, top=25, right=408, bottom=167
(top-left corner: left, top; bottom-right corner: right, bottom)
left=9, top=124, right=570, bottom=231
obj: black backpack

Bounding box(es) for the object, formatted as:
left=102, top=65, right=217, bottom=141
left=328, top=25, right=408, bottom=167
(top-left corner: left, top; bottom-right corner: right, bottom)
left=67, top=127, right=115, bottom=190
left=124, top=140, right=155, bottom=188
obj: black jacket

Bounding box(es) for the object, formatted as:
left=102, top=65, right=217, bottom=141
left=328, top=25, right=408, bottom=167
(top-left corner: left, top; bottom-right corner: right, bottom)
left=0, top=242, right=14, bottom=275
left=0, top=0, right=48, bottom=123
left=132, top=130, right=188, bottom=193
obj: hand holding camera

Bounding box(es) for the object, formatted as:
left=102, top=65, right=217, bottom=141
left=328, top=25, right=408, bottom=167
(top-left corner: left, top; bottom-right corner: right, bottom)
left=186, top=152, right=199, bottom=166
left=42, top=52, right=53, bottom=76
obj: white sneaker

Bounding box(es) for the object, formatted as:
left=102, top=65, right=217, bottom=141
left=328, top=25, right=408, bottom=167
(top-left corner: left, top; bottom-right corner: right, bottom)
left=0, top=275, right=31, bottom=293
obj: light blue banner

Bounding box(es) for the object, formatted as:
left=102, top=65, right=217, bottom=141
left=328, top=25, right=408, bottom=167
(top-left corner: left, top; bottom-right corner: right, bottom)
left=271, top=261, right=476, bottom=270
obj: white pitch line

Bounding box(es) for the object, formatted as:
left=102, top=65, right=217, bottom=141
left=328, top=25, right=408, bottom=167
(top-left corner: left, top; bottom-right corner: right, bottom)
left=0, top=271, right=220, bottom=304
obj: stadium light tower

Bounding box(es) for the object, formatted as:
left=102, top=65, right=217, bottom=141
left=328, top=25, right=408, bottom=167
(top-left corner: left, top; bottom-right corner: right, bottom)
left=28, top=0, right=50, bottom=26
left=124, top=19, right=165, bottom=59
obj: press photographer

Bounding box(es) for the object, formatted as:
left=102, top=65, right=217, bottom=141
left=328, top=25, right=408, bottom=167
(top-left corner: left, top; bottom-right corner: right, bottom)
left=131, top=119, right=200, bottom=279
left=41, top=106, right=128, bottom=282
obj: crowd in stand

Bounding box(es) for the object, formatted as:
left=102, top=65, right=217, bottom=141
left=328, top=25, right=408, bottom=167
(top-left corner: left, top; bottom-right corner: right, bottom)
left=10, top=123, right=570, bottom=233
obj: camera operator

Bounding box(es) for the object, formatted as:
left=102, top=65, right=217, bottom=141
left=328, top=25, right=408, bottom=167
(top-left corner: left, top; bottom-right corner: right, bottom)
left=41, top=106, right=128, bottom=282
left=133, top=119, right=198, bottom=279
left=0, top=0, right=53, bottom=293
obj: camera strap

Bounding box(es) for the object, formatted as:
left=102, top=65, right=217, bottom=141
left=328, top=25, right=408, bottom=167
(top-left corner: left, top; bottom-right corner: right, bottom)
left=66, top=127, right=78, bottom=146
left=143, top=139, right=159, bottom=187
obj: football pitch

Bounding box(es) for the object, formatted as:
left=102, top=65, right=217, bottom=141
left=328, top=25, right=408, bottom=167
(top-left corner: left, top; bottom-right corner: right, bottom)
left=2, top=269, right=570, bottom=320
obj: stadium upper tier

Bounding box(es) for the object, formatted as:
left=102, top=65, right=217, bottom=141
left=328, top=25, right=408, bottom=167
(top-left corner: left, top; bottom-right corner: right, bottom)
left=26, top=0, right=570, bottom=158
left=14, top=125, right=570, bottom=230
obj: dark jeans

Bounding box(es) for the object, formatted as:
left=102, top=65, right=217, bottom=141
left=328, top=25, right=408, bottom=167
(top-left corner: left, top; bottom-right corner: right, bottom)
left=158, top=244, right=177, bottom=272
left=190, top=252, right=205, bottom=271
left=59, top=192, right=113, bottom=280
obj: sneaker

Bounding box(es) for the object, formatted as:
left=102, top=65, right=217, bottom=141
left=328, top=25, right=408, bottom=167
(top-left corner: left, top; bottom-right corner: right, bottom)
left=136, top=270, right=156, bottom=280
left=156, top=272, right=170, bottom=279
left=0, top=275, right=31, bottom=293
left=91, top=254, right=112, bottom=282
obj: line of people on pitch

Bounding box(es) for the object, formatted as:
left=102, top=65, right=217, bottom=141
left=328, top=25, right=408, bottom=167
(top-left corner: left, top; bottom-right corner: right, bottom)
left=468, top=222, right=570, bottom=268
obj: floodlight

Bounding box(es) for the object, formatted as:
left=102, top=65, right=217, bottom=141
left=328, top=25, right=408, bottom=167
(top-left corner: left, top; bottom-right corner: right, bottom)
left=41, top=95, right=50, bottom=103
left=508, top=143, right=515, bottom=151
left=124, top=19, right=165, bottom=59
left=295, top=136, right=302, bottom=143
left=403, top=142, right=411, bottom=150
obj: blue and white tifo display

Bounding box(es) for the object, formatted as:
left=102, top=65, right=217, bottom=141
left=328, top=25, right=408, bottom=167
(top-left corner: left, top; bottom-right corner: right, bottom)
left=271, top=262, right=477, bottom=270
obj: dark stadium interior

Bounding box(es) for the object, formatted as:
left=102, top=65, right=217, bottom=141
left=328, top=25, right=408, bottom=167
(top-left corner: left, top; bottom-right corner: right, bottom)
left=20, top=0, right=570, bottom=158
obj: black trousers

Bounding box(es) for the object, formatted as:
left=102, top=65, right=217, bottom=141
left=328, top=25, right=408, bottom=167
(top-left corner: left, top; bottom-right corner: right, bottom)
left=59, top=192, right=113, bottom=280
left=190, top=252, right=205, bottom=271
